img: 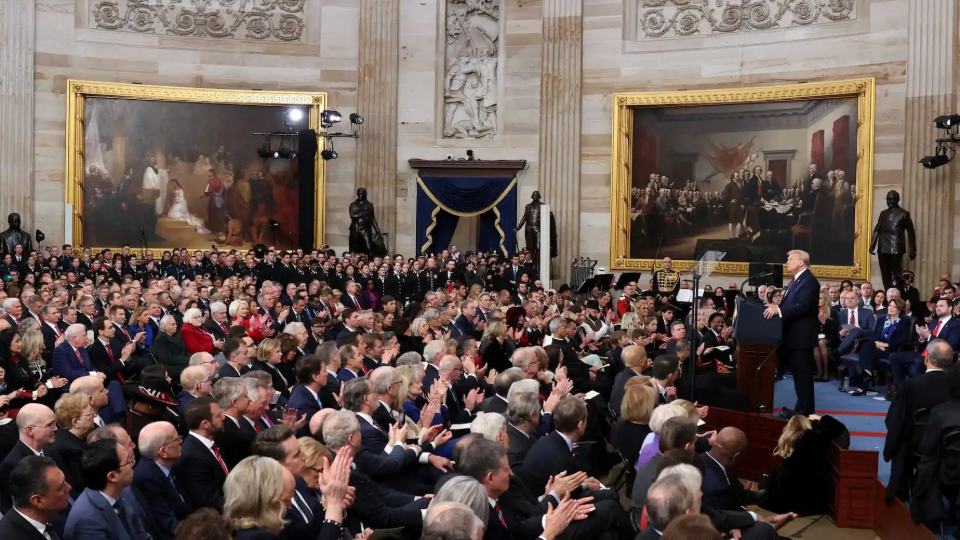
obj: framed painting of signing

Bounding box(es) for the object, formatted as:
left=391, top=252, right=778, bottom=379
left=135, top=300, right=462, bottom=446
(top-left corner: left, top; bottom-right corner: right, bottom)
left=609, top=78, right=876, bottom=280
left=64, top=80, right=326, bottom=254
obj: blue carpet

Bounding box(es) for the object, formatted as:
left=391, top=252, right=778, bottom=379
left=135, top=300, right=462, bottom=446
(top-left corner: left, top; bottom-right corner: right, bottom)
left=773, top=375, right=891, bottom=485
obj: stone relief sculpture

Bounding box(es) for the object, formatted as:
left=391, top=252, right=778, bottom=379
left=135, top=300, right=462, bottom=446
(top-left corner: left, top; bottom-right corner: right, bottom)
left=443, top=0, right=500, bottom=139
left=639, top=0, right=857, bottom=39
left=91, top=0, right=306, bottom=42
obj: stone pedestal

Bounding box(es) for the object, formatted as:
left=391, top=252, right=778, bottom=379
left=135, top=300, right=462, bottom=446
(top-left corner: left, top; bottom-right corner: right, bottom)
left=902, top=0, right=958, bottom=291
left=538, top=0, right=583, bottom=284
left=0, top=0, right=35, bottom=227
left=356, top=0, right=400, bottom=251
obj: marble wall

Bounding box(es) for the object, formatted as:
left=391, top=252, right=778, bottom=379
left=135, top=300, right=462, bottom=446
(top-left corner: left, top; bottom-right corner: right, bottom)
left=9, top=0, right=959, bottom=289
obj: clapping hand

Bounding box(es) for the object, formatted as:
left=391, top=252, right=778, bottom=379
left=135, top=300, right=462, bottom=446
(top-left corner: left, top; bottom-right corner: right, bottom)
left=319, top=448, right=353, bottom=514
left=420, top=424, right=443, bottom=445
left=548, top=470, right=587, bottom=498
left=552, top=377, right=573, bottom=398
left=464, top=388, right=483, bottom=410
left=333, top=382, right=344, bottom=408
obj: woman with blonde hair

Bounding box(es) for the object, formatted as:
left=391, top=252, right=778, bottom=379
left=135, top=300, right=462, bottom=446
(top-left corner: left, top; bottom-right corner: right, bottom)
left=224, top=456, right=286, bottom=538
left=613, top=377, right=657, bottom=489
left=479, top=319, right=511, bottom=373
left=53, top=392, right=96, bottom=494
left=128, top=306, right=155, bottom=348
left=814, top=289, right=839, bottom=382
left=468, top=283, right=482, bottom=300
left=760, top=413, right=847, bottom=516
left=395, top=363, right=445, bottom=430
left=620, top=312, right=640, bottom=331
left=19, top=326, right=47, bottom=367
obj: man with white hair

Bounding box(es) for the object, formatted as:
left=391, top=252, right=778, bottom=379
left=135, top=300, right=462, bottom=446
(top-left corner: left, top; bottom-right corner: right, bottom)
left=3, top=297, right=23, bottom=331
left=470, top=412, right=509, bottom=447
left=178, top=365, right=213, bottom=414
left=211, top=377, right=252, bottom=469
left=51, top=323, right=105, bottom=383
left=421, top=339, right=448, bottom=394
left=0, top=404, right=58, bottom=513
left=283, top=322, right=308, bottom=357
left=423, top=501, right=485, bottom=540
left=133, top=421, right=190, bottom=538
left=204, top=301, right=230, bottom=341
left=189, top=351, right=219, bottom=378
left=69, top=375, right=110, bottom=427
left=438, top=356, right=483, bottom=423
left=481, top=367, right=523, bottom=414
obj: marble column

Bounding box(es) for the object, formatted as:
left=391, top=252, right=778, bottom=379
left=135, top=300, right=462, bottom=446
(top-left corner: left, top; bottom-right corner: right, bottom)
left=538, top=0, right=583, bottom=284
left=0, top=0, right=35, bottom=227
left=902, top=0, right=958, bottom=291
left=355, top=0, right=400, bottom=251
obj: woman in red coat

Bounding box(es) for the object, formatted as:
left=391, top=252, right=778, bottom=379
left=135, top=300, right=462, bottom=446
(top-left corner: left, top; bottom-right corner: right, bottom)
left=181, top=307, right=222, bottom=354
left=229, top=299, right=267, bottom=342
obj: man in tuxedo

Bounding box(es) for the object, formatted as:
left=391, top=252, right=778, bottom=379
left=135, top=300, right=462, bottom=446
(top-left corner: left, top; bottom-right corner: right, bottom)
left=0, top=404, right=59, bottom=513
left=889, top=299, right=960, bottom=387
left=884, top=339, right=955, bottom=504
left=174, top=397, right=228, bottom=512
left=134, top=422, right=191, bottom=539
left=211, top=377, right=254, bottom=469
left=837, top=290, right=876, bottom=355
left=287, top=353, right=329, bottom=436
left=65, top=438, right=152, bottom=540
left=0, top=456, right=72, bottom=540
left=764, top=250, right=820, bottom=416
left=203, top=302, right=230, bottom=342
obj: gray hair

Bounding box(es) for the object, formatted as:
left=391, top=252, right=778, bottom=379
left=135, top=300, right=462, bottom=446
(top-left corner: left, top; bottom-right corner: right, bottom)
left=927, top=338, right=955, bottom=369
left=212, top=377, right=248, bottom=410
left=316, top=342, right=339, bottom=368
left=548, top=317, right=563, bottom=334
left=64, top=323, right=86, bottom=341
left=395, top=352, right=423, bottom=368
left=342, top=377, right=371, bottom=412
left=510, top=348, right=537, bottom=371
left=241, top=374, right=266, bottom=401
left=646, top=476, right=694, bottom=531
left=430, top=480, right=489, bottom=534
left=423, top=309, right=439, bottom=321
left=506, top=391, right=541, bottom=425
left=506, top=379, right=539, bottom=401
left=283, top=322, right=305, bottom=336
left=210, top=301, right=227, bottom=314
left=183, top=308, right=203, bottom=324
left=424, top=340, right=447, bottom=364
left=159, top=314, right=178, bottom=331
left=138, top=421, right=177, bottom=460
left=189, top=352, right=215, bottom=367
left=369, top=366, right=397, bottom=395
left=438, top=355, right=461, bottom=374
left=650, top=403, right=687, bottom=434
left=322, top=410, right=360, bottom=451
left=494, top=368, right=524, bottom=397
left=2, top=298, right=19, bottom=311
left=657, top=464, right=702, bottom=497
left=470, top=412, right=506, bottom=442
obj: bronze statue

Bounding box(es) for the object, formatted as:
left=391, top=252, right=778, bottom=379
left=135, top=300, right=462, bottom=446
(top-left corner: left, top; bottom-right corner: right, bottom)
left=870, top=190, right=916, bottom=289
left=515, top=191, right=558, bottom=259
left=0, top=213, right=34, bottom=256
left=349, top=188, right=387, bottom=257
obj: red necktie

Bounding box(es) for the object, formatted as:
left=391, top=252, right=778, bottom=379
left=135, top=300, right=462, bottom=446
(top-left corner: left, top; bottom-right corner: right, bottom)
left=253, top=421, right=262, bottom=433
left=120, top=325, right=131, bottom=341
left=850, top=309, right=855, bottom=327
left=75, top=349, right=87, bottom=368
left=924, top=321, right=943, bottom=358
left=210, top=443, right=229, bottom=474
left=354, top=296, right=361, bottom=309
left=105, top=344, right=126, bottom=384
left=261, top=414, right=273, bottom=428
left=494, top=504, right=507, bottom=527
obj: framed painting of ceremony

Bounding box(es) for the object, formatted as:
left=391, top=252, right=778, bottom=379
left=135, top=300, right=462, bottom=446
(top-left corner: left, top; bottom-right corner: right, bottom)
left=64, top=80, right=327, bottom=253
left=608, top=78, right=876, bottom=280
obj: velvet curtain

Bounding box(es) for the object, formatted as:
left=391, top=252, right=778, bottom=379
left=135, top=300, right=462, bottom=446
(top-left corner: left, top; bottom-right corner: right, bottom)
left=832, top=116, right=851, bottom=177
left=811, top=130, right=826, bottom=175
left=416, top=176, right=518, bottom=256
left=633, top=127, right=659, bottom=189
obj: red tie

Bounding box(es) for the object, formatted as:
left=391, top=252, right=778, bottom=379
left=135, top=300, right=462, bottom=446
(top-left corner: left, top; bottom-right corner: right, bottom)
left=923, top=321, right=943, bottom=358
left=494, top=504, right=507, bottom=527
left=221, top=322, right=228, bottom=333
left=253, top=421, right=262, bottom=433
left=75, top=349, right=87, bottom=368
left=105, top=344, right=126, bottom=384
left=850, top=309, right=855, bottom=327
left=120, top=325, right=131, bottom=341
left=353, top=296, right=361, bottom=309
left=210, top=443, right=229, bottom=474
left=261, top=414, right=273, bottom=428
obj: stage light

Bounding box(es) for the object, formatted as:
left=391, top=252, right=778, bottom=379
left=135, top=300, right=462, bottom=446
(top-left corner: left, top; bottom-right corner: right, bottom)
left=268, top=220, right=281, bottom=231
left=35, top=230, right=45, bottom=243
left=349, top=113, right=364, bottom=125
left=920, top=149, right=951, bottom=169
left=935, top=114, right=960, bottom=129
left=321, top=149, right=338, bottom=161
left=321, top=110, right=342, bottom=128
left=286, top=108, right=304, bottom=124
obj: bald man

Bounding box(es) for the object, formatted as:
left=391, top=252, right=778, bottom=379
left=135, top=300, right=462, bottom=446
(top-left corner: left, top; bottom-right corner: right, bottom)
left=702, top=428, right=758, bottom=510
left=610, top=345, right=648, bottom=414
left=178, top=366, right=213, bottom=415
left=134, top=421, right=190, bottom=538
left=70, top=375, right=110, bottom=427
left=309, top=408, right=336, bottom=440
left=0, top=404, right=58, bottom=513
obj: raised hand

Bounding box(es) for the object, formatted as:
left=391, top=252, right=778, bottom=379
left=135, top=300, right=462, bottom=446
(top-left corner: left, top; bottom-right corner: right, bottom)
left=420, top=424, right=443, bottom=445
left=333, top=382, right=344, bottom=407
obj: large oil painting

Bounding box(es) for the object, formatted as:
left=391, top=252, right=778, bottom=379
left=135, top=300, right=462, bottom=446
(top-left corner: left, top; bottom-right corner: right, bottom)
left=65, top=81, right=325, bottom=251
left=609, top=79, right=876, bottom=279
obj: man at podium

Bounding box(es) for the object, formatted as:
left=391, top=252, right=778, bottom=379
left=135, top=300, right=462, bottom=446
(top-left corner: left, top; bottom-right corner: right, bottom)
left=764, top=250, right=821, bottom=415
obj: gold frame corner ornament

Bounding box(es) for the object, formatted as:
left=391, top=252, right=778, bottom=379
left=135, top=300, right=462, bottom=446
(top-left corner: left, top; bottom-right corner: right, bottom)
left=64, top=80, right=327, bottom=254
left=608, top=78, right=876, bottom=281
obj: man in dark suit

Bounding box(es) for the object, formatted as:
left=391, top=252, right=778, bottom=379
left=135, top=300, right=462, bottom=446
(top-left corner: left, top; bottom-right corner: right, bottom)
left=702, top=427, right=762, bottom=513
left=502, top=255, right=526, bottom=292
left=65, top=438, right=152, bottom=540
left=883, top=339, right=955, bottom=504
left=51, top=324, right=100, bottom=384
left=640, top=476, right=698, bottom=540
left=133, top=422, right=191, bottom=539
left=518, top=396, right=601, bottom=495
left=39, top=304, right=64, bottom=364
left=481, top=368, right=522, bottom=415
left=837, top=290, right=877, bottom=355
left=213, top=378, right=255, bottom=469
left=609, top=346, right=647, bottom=416
left=505, top=392, right=545, bottom=470
left=0, top=456, right=72, bottom=540
left=173, top=397, right=228, bottom=512
left=203, top=303, right=231, bottom=342
left=764, top=250, right=820, bottom=416
left=3, top=298, right=24, bottom=333
left=287, top=353, right=329, bottom=436
left=454, top=300, right=482, bottom=340
left=889, top=299, right=960, bottom=387
left=0, top=404, right=59, bottom=514
left=89, top=317, right=137, bottom=386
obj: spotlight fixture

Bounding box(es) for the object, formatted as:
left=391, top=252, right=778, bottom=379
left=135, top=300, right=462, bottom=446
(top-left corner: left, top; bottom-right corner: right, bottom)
left=268, top=220, right=281, bottom=231
left=35, top=230, right=45, bottom=243
left=350, top=113, right=364, bottom=125
left=321, top=110, right=342, bottom=128
left=321, top=148, right=339, bottom=161
left=920, top=145, right=952, bottom=169
left=286, top=108, right=305, bottom=124
left=935, top=114, right=960, bottom=129
left=257, top=147, right=279, bottom=159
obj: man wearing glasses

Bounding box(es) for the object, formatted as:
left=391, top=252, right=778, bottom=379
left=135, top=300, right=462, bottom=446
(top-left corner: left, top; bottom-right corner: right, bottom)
left=177, top=366, right=214, bottom=416
left=0, top=404, right=58, bottom=514
left=66, top=438, right=151, bottom=540
left=133, top=422, right=190, bottom=539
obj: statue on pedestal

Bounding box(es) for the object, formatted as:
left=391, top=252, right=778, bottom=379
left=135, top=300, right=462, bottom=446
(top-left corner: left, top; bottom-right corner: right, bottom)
left=349, top=188, right=387, bottom=257
left=516, top=191, right=557, bottom=260
left=870, top=190, right=916, bottom=290
left=0, top=213, right=34, bottom=256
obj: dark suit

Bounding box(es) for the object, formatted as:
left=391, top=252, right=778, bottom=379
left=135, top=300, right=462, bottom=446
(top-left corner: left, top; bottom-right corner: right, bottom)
left=216, top=416, right=255, bottom=469
left=216, top=363, right=246, bottom=380
left=64, top=488, right=151, bottom=540
left=856, top=316, right=912, bottom=385
left=609, top=368, right=639, bottom=416
left=518, top=431, right=582, bottom=495
left=776, top=268, right=821, bottom=415
left=837, top=306, right=876, bottom=355
left=51, top=342, right=97, bottom=383
left=40, top=323, right=62, bottom=363
left=287, top=385, right=322, bottom=437
left=0, top=507, right=53, bottom=540
left=88, top=339, right=132, bottom=385
left=319, top=372, right=342, bottom=410
left=481, top=395, right=509, bottom=415
left=132, top=459, right=190, bottom=539
left=52, top=430, right=87, bottom=498
left=889, top=318, right=960, bottom=385
left=702, top=454, right=760, bottom=513
left=0, top=441, right=47, bottom=513
left=202, top=318, right=229, bottom=342
left=173, top=434, right=227, bottom=512
left=507, top=423, right=537, bottom=470
left=883, top=369, right=952, bottom=504
left=339, top=452, right=429, bottom=533
left=282, top=478, right=326, bottom=540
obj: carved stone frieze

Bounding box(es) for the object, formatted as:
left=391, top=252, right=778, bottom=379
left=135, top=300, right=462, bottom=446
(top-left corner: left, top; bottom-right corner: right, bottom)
left=442, top=0, right=500, bottom=140
left=639, top=0, right=857, bottom=39
left=90, top=0, right=306, bottom=41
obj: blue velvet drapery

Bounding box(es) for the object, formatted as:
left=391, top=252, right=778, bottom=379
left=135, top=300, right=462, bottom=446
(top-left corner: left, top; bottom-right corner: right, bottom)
left=416, top=176, right=518, bottom=256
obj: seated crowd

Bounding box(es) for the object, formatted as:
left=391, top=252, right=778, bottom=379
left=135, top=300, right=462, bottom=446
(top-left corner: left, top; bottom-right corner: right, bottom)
left=0, top=241, right=946, bottom=540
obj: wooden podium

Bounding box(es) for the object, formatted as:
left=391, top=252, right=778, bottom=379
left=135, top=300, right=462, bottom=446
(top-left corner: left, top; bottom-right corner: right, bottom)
left=736, top=344, right=777, bottom=413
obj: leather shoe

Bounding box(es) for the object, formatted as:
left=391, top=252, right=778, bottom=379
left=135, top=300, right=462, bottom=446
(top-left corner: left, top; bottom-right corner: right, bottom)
left=778, top=407, right=796, bottom=419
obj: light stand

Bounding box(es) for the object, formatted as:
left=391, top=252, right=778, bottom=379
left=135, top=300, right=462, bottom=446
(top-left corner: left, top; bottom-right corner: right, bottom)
left=688, top=268, right=702, bottom=402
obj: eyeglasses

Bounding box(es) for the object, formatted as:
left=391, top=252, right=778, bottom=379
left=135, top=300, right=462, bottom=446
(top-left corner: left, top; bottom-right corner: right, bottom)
left=161, top=436, right=184, bottom=449
left=116, top=458, right=136, bottom=470
left=29, top=421, right=58, bottom=430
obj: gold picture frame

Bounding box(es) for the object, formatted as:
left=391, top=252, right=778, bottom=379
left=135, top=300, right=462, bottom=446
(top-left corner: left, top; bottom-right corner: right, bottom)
left=64, top=80, right=326, bottom=255
left=609, top=78, right=876, bottom=280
